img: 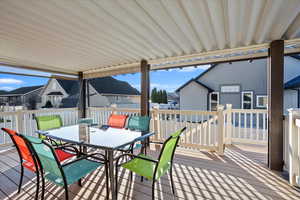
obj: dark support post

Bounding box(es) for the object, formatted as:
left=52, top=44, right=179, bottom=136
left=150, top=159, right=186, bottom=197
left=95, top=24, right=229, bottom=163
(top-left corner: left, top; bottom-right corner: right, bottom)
left=140, top=59, right=150, bottom=150
left=140, top=59, right=150, bottom=116
left=268, top=40, right=284, bottom=171
left=78, top=72, right=87, bottom=118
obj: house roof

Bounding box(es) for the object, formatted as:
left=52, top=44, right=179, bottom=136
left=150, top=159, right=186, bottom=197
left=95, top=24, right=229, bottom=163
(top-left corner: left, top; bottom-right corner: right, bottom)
left=89, top=77, right=140, bottom=95
left=176, top=78, right=212, bottom=93
left=0, top=90, right=7, bottom=95
left=0, top=85, right=44, bottom=96
left=284, top=75, right=300, bottom=89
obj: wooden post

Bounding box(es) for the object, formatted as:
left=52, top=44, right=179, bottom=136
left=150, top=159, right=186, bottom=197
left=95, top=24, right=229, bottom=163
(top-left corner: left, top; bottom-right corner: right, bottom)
left=16, top=111, right=24, bottom=133
left=140, top=59, right=150, bottom=117
left=217, top=105, right=224, bottom=155
left=78, top=72, right=87, bottom=119
left=288, top=108, right=300, bottom=185
left=268, top=40, right=284, bottom=171
left=226, top=104, right=232, bottom=145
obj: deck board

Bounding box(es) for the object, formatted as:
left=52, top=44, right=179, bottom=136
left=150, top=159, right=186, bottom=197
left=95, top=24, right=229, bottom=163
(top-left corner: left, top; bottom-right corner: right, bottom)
left=0, top=144, right=299, bottom=200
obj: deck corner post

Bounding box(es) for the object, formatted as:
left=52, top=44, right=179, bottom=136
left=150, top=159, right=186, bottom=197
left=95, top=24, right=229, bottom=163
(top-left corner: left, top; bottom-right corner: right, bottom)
left=226, top=104, right=232, bottom=145
left=217, top=105, right=225, bottom=155
left=268, top=40, right=284, bottom=171
left=78, top=72, right=87, bottom=119
left=288, top=108, right=300, bottom=185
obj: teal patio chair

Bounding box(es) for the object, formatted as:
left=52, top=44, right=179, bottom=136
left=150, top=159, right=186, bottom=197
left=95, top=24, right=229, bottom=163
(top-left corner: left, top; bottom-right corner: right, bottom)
left=78, top=118, right=98, bottom=126
left=123, top=115, right=151, bottom=154
left=23, top=135, right=109, bottom=200
left=115, top=127, right=186, bottom=200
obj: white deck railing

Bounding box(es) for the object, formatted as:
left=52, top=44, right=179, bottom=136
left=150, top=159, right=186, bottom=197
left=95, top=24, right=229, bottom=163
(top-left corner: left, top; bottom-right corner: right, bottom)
left=0, top=108, right=78, bottom=146
left=88, top=106, right=225, bottom=154
left=224, top=104, right=268, bottom=145
left=287, top=109, right=300, bottom=186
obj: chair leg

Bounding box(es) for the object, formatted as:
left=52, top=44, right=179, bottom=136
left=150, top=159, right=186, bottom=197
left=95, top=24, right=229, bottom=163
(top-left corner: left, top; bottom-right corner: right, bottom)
left=35, top=170, right=40, bottom=200
left=64, top=184, right=69, bottom=200
left=78, top=178, right=82, bottom=187
left=41, top=172, right=45, bottom=200
left=18, top=165, right=24, bottom=193
left=152, top=180, right=155, bottom=200
left=169, top=168, right=175, bottom=195
left=115, top=165, right=118, bottom=200
left=105, top=162, right=109, bottom=200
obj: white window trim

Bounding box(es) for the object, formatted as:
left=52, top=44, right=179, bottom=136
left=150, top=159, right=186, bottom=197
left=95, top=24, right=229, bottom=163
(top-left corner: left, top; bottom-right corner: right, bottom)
left=256, top=95, right=268, bottom=108
left=209, top=92, right=219, bottom=111
left=241, top=91, right=253, bottom=109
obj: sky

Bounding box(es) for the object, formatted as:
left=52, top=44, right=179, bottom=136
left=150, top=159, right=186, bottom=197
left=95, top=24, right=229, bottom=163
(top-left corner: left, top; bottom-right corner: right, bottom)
left=0, top=64, right=211, bottom=92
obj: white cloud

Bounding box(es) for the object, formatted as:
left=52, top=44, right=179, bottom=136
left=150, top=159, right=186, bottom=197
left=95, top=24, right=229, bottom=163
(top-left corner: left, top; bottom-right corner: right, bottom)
left=0, top=78, right=24, bottom=84
left=0, top=86, right=15, bottom=91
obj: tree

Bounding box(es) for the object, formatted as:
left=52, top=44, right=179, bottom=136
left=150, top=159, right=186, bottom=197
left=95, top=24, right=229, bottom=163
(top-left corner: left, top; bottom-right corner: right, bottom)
left=151, top=88, right=158, bottom=103
left=162, top=90, right=168, bottom=104
left=43, top=100, right=53, bottom=108
left=28, top=96, right=37, bottom=110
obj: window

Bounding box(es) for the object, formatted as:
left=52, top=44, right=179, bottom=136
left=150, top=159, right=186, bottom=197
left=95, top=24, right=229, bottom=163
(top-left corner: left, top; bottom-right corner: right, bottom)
left=209, top=92, right=219, bottom=111
left=256, top=95, right=267, bottom=108
left=242, top=91, right=253, bottom=109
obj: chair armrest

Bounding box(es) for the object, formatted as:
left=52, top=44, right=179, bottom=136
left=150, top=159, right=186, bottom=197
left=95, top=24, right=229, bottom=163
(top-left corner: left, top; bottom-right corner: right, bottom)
left=115, top=153, right=158, bottom=167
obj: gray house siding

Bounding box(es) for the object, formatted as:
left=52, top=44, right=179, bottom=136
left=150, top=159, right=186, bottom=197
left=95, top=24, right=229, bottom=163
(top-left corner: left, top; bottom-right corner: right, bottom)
left=198, top=59, right=267, bottom=109
left=177, top=56, right=300, bottom=112
left=179, top=82, right=209, bottom=110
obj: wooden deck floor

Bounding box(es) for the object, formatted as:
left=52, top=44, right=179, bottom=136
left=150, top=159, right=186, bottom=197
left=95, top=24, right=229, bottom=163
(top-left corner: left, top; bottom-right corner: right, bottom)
left=0, top=144, right=299, bottom=200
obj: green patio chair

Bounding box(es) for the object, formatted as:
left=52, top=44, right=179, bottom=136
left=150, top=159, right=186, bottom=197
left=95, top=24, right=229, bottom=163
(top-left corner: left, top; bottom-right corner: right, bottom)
left=115, top=127, right=186, bottom=200
left=35, top=115, right=64, bottom=145
left=23, top=135, right=109, bottom=200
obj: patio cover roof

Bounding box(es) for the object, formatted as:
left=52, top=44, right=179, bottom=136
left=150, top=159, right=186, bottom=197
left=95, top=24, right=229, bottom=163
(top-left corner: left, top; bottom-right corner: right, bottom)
left=1, top=0, right=300, bottom=78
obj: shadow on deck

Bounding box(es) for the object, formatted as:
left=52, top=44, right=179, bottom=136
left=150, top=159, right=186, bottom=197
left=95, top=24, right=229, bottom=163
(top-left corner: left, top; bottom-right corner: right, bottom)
left=0, top=144, right=299, bottom=200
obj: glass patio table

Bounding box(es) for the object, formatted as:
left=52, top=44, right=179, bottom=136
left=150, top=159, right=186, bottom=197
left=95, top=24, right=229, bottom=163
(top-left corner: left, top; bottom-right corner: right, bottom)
left=37, top=124, right=155, bottom=200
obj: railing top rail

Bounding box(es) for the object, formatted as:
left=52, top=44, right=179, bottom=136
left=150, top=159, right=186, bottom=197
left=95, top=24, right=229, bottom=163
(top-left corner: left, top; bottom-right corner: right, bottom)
left=231, top=109, right=268, bottom=113
left=153, top=109, right=218, bottom=115
left=0, top=107, right=78, bottom=116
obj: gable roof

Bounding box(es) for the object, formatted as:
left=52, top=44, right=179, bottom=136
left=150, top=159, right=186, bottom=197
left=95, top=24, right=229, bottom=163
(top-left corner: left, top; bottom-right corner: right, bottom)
left=89, top=77, right=140, bottom=95
left=284, top=75, right=300, bottom=89
left=55, top=76, right=140, bottom=96
left=0, top=85, right=44, bottom=96
left=176, top=78, right=212, bottom=93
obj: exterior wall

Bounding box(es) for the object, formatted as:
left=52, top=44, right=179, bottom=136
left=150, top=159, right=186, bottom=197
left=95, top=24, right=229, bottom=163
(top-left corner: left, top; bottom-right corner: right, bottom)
left=179, top=81, right=208, bottom=110
left=284, top=89, right=298, bottom=114
left=198, top=59, right=267, bottom=109
left=41, top=79, right=68, bottom=107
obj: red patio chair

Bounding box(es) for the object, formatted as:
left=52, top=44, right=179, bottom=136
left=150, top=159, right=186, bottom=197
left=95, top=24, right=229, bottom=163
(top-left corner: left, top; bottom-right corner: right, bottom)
left=108, top=114, right=128, bottom=129
left=1, top=128, right=78, bottom=200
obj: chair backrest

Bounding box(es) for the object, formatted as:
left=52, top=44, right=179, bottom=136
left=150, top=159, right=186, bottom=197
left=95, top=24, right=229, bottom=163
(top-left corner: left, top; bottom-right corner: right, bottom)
left=154, top=127, right=186, bottom=179
left=23, top=135, right=63, bottom=178
left=127, top=116, right=150, bottom=132
left=35, top=115, right=62, bottom=131
left=108, top=114, right=127, bottom=128
left=1, top=128, right=35, bottom=164
left=78, top=118, right=93, bottom=125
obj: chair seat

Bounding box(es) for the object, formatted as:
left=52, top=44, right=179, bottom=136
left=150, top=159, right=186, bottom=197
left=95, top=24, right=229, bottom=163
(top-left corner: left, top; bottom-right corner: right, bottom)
left=122, top=154, right=156, bottom=180
left=55, top=149, right=75, bottom=162
left=45, top=159, right=101, bottom=186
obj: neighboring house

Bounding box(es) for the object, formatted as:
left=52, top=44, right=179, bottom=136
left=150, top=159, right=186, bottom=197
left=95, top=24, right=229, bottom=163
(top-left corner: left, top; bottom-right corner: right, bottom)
left=176, top=56, right=300, bottom=113
left=0, top=86, right=44, bottom=109
left=41, top=76, right=140, bottom=108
